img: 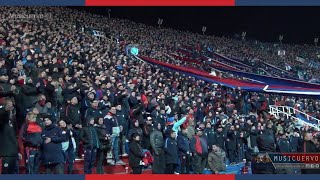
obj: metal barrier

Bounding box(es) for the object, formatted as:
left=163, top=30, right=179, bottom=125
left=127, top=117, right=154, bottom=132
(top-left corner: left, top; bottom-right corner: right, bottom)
left=269, top=105, right=320, bottom=131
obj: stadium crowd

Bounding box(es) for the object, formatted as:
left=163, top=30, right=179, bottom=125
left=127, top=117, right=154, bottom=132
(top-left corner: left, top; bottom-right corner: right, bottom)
left=0, top=7, right=320, bottom=175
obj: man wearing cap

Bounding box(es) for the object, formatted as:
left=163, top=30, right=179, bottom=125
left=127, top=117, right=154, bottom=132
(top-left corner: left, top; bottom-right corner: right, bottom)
left=190, top=127, right=208, bottom=174
left=213, top=125, right=226, bottom=151
left=177, top=127, right=191, bottom=174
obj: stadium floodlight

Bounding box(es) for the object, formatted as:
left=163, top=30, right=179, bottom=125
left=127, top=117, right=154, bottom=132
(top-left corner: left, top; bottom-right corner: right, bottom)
left=279, top=35, right=284, bottom=45
left=158, top=18, right=163, bottom=28
left=108, top=9, right=111, bottom=19
left=314, top=37, right=318, bottom=47
left=202, top=26, right=207, bottom=35
left=242, top=32, right=247, bottom=40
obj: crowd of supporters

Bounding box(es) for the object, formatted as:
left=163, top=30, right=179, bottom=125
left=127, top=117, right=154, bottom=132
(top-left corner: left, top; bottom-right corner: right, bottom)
left=0, top=7, right=320, bottom=175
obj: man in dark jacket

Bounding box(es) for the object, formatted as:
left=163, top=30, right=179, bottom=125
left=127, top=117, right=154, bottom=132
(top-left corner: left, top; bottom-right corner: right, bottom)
left=65, top=96, right=82, bottom=128
left=301, top=132, right=320, bottom=174
left=0, top=100, right=19, bottom=174
left=289, top=129, right=303, bottom=153
left=16, top=78, right=41, bottom=126
left=42, top=117, right=66, bottom=174
left=142, top=116, right=153, bottom=150
left=94, top=117, right=111, bottom=174
left=131, top=96, right=145, bottom=126
left=80, top=117, right=100, bottom=174
left=84, top=99, right=102, bottom=123
left=226, top=125, right=237, bottom=165
left=253, top=124, right=276, bottom=174
left=63, top=82, right=81, bottom=106
left=203, top=122, right=215, bottom=150
left=65, top=96, right=82, bottom=157
left=190, top=127, right=208, bottom=174
left=0, top=69, right=15, bottom=105
left=150, top=123, right=165, bottom=174
left=164, top=130, right=178, bottom=174
left=213, top=125, right=225, bottom=151
left=116, top=104, right=129, bottom=156
left=177, top=127, right=191, bottom=174
left=257, top=123, right=276, bottom=152
left=277, top=133, right=291, bottom=153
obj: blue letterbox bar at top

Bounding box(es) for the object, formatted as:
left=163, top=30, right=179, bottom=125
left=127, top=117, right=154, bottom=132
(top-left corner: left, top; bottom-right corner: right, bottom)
left=0, top=0, right=85, bottom=6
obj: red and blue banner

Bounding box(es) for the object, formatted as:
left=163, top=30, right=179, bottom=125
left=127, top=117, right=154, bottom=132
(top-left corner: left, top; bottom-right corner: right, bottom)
left=138, top=56, right=320, bottom=98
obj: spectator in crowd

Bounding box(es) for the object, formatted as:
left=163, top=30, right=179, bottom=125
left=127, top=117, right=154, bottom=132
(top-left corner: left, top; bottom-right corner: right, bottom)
left=150, top=122, right=165, bottom=174
left=42, top=116, right=66, bottom=174
left=116, top=104, right=129, bottom=157
left=237, top=131, right=246, bottom=163
left=94, top=116, right=111, bottom=174
left=129, top=133, right=144, bottom=174
left=203, top=122, right=215, bottom=151
left=213, top=125, right=226, bottom=151
left=289, top=128, right=303, bottom=153
left=177, top=127, right=191, bottom=174
left=80, top=117, right=99, bottom=174
left=128, top=119, right=143, bottom=140
left=190, top=127, right=208, bottom=174
left=20, top=112, right=43, bottom=174
left=104, top=106, right=125, bottom=165
left=59, top=120, right=77, bottom=174
left=0, top=99, right=19, bottom=174
left=65, top=96, right=82, bottom=157
left=208, top=144, right=226, bottom=174
left=226, top=125, right=237, bottom=165
left=301, top=131, right=320, bottom=174
left=142, top=116, right=153, bottom=150
left=164, top=130, right=179, bottom=174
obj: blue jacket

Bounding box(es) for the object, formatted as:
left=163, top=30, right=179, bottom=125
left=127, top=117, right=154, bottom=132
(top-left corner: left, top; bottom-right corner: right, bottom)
left=177, top=132, right=190, bottom=156
left=104, top=113, right=120, bottom=135
left=42, top=124, right=66, bottom=165
left=164, top=137, right=178, bottom=165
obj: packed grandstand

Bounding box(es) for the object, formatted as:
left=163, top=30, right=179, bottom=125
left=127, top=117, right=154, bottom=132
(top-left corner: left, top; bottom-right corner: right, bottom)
left=0, top=7, right=320, bottom=175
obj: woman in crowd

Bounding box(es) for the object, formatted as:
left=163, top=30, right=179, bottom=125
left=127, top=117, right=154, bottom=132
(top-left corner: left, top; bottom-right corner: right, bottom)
left=94, top=116, right=111, bottom=174
left=129, top=133, right=144, bottom=174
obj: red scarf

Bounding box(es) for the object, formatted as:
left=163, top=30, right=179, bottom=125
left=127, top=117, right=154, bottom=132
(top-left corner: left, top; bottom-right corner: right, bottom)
left=194, top=135, right=203, bottom=155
